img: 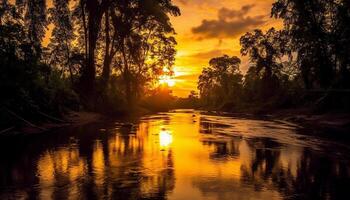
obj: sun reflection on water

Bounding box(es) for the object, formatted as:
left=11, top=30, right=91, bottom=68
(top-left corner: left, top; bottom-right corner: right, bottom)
left=2, top=111, right=350, bottom=200
left=159, top=129, right=173, bottom=149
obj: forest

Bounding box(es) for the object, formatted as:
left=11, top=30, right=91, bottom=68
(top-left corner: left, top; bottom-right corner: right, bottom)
left=1, top=0, right=350, bottom=131
left=198, top=0, right=350, bottom=113
left=1, top=1, right=350, bottom=199
left=1, top=0, right=181, bottom=130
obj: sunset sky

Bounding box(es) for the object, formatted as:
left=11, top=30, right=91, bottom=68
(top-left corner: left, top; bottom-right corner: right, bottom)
left=170, top=0, right=282, bottom=97
left=39, top=0, right=283, bottom=97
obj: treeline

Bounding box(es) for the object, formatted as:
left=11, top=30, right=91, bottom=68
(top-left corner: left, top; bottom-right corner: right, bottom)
left=0, top=0, right=180, bottom=128
left=198, top=0, right=350, bottom=113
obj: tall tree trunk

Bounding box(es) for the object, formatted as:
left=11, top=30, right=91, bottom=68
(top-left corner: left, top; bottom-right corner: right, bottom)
left=80, top=0, right=102, bottom=101
left=65, top=38, right=74, bottom=85
left=80, top=0, right=88, bottom=63
left=121, top=40, right=132, bottom=105
left=102, top=9, right=111, bottom=87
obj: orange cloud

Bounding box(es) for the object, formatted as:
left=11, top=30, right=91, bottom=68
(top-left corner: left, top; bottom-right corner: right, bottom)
left=192, top=5, right=267, bottom=39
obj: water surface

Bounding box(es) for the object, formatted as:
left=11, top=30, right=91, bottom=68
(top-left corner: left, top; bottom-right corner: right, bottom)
left=1, top=110, right=350, bottom=200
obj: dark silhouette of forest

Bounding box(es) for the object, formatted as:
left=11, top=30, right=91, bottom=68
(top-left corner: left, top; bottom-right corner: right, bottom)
left=0, top=0, right=181, bottom=129
left=1, top=0, right=350, bottom=131
left=198, top=0, right=350, bottom=113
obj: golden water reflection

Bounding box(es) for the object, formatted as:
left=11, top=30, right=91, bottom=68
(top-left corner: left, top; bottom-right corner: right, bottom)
left=0, top=110, right=350, bottom=200
left=159, top=129, right=173, bottom=149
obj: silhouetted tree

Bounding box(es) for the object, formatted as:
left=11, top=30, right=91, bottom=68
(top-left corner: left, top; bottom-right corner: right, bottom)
left=101, top=8, right=113, bottom=87
left=333, top=0, right=350, bottom=88
left=240, top=28, right=286, bottom=78
left=20, top=0, right=48, bottom=55
left=0, top=0, right=183, bottom=128
left=272, top=0, right=350, bottom=89
left=240, top=28, right=287, bottom=99
left=77, top=0, right=110, bottom=102
left=47, top=0, right=75, bottom=84
left=108, top=0, right=180, bottom=105
left=198, top=55, right=243, bottom=107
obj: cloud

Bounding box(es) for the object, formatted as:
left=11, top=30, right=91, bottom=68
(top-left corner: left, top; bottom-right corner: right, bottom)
left=192, top=5, right=266, bottom=39
left=218, top=4, right=255, bottom=20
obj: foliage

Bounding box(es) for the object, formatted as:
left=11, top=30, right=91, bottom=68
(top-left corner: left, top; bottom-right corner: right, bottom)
left=173, top=91, right=200, bottom=109
left=240, top=28, right=288, bottom=100
left=272, top=0, right=350, bottom=89
left=46, top=0, right=76, bottom=84
left=198, top=55, right=243, bottom=108
left=197, top=0, right=350, bottom=112
left=0, top=0, right=181, bottom=129
left=0, top=13, right=78, bottom=128
left=197, top=28, right=309, bottom=111
left=1, top=1, right=72, bottom=128
left=71, top=0, right=180, bottom=107
left=2, top=0, right=350, bottom=130
left=141, top=86, right=175, bottom=112
left=103, top=0, right=180, bottom=106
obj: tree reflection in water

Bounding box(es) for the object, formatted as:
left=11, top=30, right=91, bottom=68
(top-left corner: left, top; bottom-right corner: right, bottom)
left=0, top=121, right=175, bottom=200
left=196, top=117, right=350, bottom=200
left=0, top=111, right=349, bottom=200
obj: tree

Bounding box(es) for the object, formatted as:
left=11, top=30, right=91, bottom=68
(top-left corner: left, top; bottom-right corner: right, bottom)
left=0, top=0, right=14, bottom=25
left=1, top=0, right=183, bottom=124
left=333, top=0, right=350, bottom=88
left=22, top=0, right=48, bottom=55
left=101, top=8, right=113, bottom=87
left=271, top=0, right=350, bottom=89
left=77, top=0, right=110, bottom=102
left=0, top=19, right=42, bottom=114
left=198, top=55, right=243, bottom=107
left=107, top=0, right=180, bottom=105
left=71, top=0, right=179, bottom=107
left=240, top=28, right=286, bottom=98
left=0, top=2, right=76, bottom=121
left=198, top=67, right=215, bottom=105
left=188, top=90, right=199, bottom=99
left=240, top=28, right=286, bottom=80
left=47, top=0, right=75, bottom=84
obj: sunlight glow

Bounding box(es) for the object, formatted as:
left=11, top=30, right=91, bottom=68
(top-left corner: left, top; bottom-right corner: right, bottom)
left=159, top=66, right=176, bottom=87
left=159, top=130, right=173, bottom=148
left=159, top=76, right=176, bottom=87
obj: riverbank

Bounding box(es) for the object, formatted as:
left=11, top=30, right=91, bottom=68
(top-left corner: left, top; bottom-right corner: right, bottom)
left=2, top=107, right=349, bottom=140
left=203, top=107, right=350, bottom=140
left=272, top=109, right=350, bottom=139
left=0, top=111, right=104, bottom=137
left=0, top=105, right=159, bottom=137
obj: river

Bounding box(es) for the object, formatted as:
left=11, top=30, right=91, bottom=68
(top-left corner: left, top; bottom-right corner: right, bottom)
left=0, top=110, right=349, bottom=200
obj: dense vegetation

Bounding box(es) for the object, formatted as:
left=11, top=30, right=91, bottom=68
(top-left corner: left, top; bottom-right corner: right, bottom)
left=1, top=0, right=349, bottom=130
left=198, top=0, right=350, bottom=113
left=0, top=0, right=180, bottom=129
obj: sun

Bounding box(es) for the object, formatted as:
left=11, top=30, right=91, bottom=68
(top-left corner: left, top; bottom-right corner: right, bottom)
left=159, top=66, right=176, bottom=87
left=159, top=75, right=176, bottom=87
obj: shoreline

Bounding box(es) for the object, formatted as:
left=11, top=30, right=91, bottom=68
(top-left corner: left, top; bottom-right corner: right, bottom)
left=2, top=108, right=349, bottom=140
left=201, top=108, right=350, bottom=140
left=0, top=111, right=104, bottom=137
left=0, top=107, right=157, bottom=137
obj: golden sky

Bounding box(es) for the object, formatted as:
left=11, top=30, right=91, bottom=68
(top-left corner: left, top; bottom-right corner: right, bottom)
left=39, top=0, right=282, bottom=97
left=170, top=0, right=282, bottom=97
